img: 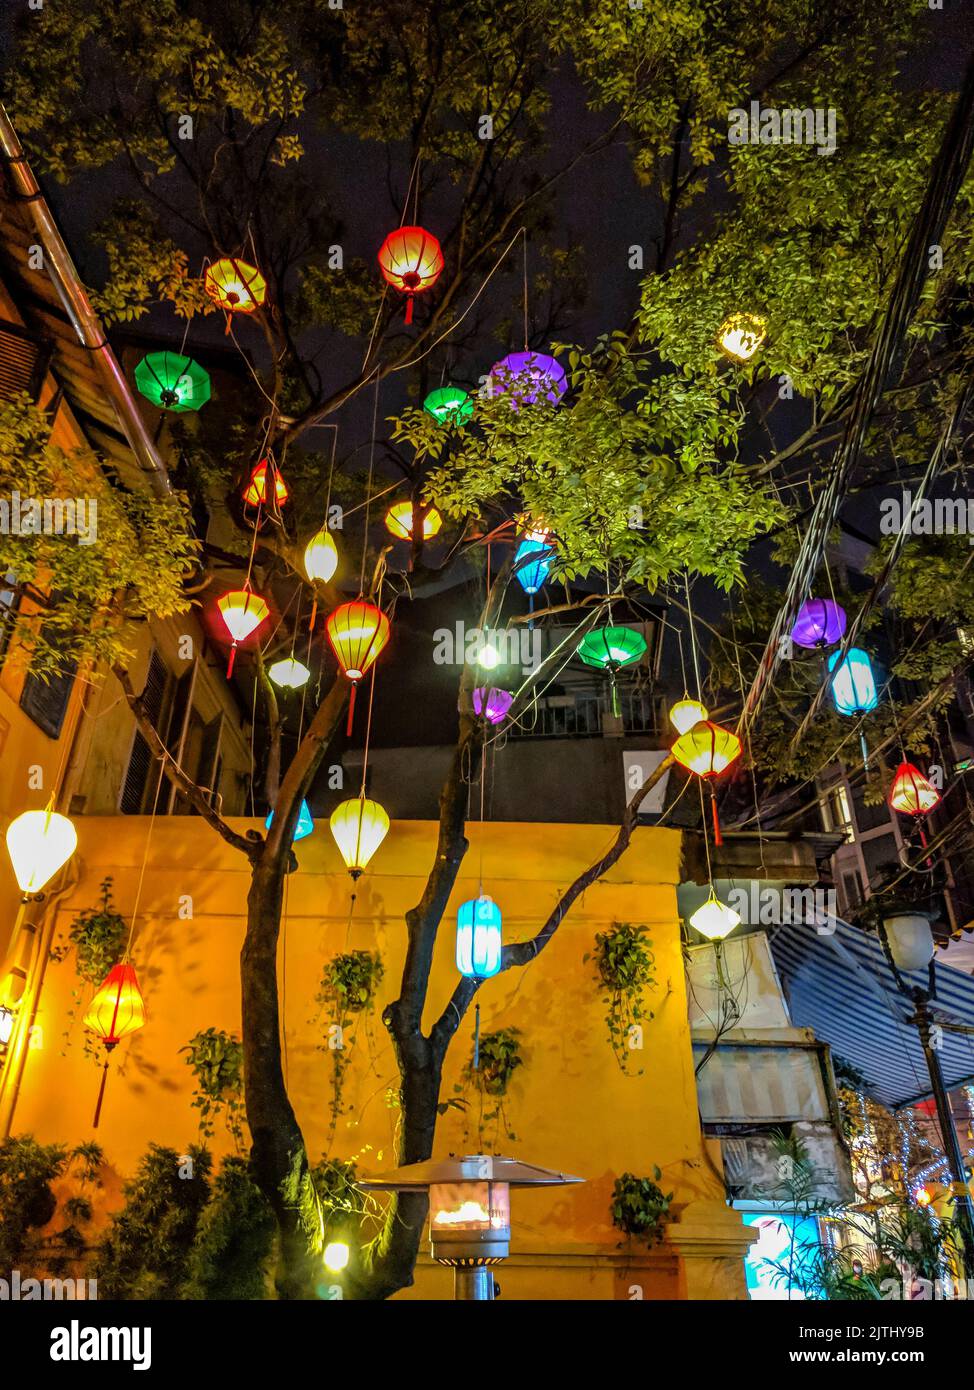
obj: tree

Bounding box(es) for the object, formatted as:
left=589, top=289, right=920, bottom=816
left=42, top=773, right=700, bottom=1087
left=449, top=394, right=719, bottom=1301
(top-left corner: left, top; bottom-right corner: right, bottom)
left=5, top=0, right=970, bottom=1298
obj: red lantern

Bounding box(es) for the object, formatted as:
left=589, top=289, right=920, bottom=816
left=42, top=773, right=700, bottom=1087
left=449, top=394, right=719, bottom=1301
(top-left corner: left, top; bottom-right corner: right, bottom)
left=326, top=599, right=390, bottom=734
left=218, top=587, right=269, bottom=677
left=671, top=720, right=742, bottom=847
left=889, top=761, right=941, bottom=851
left=377, top=226, right=443, bottom=324
left=83, top=963, right=147, bottom=1127
left=243, top=457, right=289, bottom=509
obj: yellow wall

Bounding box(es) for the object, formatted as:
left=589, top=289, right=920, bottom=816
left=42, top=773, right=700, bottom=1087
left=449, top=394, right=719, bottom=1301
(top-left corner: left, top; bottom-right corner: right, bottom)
left=6, top=815, right=753, bottom=1298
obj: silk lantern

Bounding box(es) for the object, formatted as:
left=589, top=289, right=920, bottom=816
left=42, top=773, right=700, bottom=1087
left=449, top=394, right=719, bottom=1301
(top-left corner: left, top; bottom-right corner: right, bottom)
left=265, top=799, right=315, bottom=843
left=424, top=386, right=473, bottom=426
left=217, top=587, right=269, bottom=677
left=243, top=457, right=289, bottom=508
left=377, top=226, right=443, bottom=323
left=456, top=895, right=502, bottom=979
left=329, top=797, right=390, bottom=879
left=84, top=962, right=147, bottom=1127
left=671, top=720, right=742, bottom=847
left=716, top=312, right=767, bottom=362
left=385, top=501, right=442, bottom=541
left=690, top=890, right=742, bottom=942
left=489, top=351, right=566, bottom=406
left=134, top=353, right=210, bottom=413
left=268, top=657, right=311, bottom=691
left=326, top=600, right=391, bottom=734
left=5, top=806, right=78, bottom=895
left=577, top=625, right=647, bottom=716
left=204, top=257, right=266, bottom=329
left=791, top=598, right=847, bottom=649
left=669, top=696, right=709, bottom=736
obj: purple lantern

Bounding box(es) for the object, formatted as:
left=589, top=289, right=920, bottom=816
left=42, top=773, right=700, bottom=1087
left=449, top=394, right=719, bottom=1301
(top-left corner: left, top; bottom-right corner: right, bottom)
left=790, top=598, right=847, bottom=649
left=489, top=351, right=567, bottom=406
left=464, top=686, right=514, bottom=725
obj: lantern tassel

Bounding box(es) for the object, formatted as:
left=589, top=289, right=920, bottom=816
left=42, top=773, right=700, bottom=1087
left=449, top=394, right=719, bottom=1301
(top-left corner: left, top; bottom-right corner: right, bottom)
left=610, top=672, right=620, bottom=719
left=346, top=681, right=357, bottom=737
left=92, top=1059, right=110, bottom=1129
left=404, top=295, right=414, bottom=325
left=227, top=642, right=238, bottom=679
left=473, top=1002, right=481, bottom=1071
left=711, top=790, right=723, bottom=848
left=528, top=592, right=534, bottom=632
left=309, top=596, right=318, bottom=633
left=860, top=730, right=870, bottom=771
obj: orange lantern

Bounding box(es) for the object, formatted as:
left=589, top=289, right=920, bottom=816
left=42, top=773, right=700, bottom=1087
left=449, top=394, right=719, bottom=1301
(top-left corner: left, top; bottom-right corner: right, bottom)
left=671, top=719, right=742, bottom=847
left=889, top=761, right=941, bottom=851
left=377, top=226, right=443, bottom=323
left=83, top=962, right=147, bottom=1127
left=243, top=457, right=289, bottom=509
left=218, top=587, right=269, bottom=677
left=326, top=599, right=391, bottom=734
left=204, top=257, right=267, bottom=329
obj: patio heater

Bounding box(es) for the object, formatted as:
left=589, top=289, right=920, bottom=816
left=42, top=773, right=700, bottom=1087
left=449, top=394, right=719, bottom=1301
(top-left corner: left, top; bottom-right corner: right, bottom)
left=358, top=1154, right=583, bottom=1300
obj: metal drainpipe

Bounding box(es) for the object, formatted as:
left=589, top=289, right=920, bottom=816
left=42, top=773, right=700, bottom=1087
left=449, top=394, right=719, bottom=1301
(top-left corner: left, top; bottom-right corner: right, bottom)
left=0, top=102, right=172, bottom=500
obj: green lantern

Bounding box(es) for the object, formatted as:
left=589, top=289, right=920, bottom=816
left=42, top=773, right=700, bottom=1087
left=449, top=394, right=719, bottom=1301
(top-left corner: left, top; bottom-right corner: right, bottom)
left=577, top=625, right=647, bottom=717
left=423, top=385, right=473, bottom=426
left=134, top=352, right=211, bottom=413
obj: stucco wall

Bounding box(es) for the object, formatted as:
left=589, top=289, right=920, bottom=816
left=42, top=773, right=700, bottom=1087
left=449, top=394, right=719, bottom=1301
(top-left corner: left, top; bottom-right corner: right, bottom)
left=6, top=816, right=753, bottom=1298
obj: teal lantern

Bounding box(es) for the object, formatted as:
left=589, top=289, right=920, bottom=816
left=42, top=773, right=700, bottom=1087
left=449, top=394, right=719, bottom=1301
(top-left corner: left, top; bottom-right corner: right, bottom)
left=828, top=647, right=878, bottom=716
left=513, top=538, right=551, bottom=597
left=456, top=894, right=502, bottom=979
left=424, top=385, right=473, bottom=426
left=265, top=798, right=314, bottom=843
left=577, top=625, right=647, bottom=717
left=134, top=352, right=211, bottom=412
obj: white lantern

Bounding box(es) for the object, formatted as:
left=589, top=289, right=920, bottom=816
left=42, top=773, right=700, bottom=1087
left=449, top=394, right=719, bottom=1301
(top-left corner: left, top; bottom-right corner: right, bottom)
left=884, top=914, right=935, bottom=973
left=5, top=808, right=78, bottom=894
left=690, top=890, right=741, bottom=941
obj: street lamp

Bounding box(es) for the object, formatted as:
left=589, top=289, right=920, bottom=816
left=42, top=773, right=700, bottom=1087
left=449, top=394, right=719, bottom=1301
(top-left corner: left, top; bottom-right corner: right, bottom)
left=358, top=1154, right=583, bottom=1300
left=880, top=910, right=974, bottom=1276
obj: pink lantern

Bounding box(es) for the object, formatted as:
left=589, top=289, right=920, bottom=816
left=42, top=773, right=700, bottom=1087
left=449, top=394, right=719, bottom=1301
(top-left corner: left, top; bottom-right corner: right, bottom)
left=463, top=687, right=513, bottom=725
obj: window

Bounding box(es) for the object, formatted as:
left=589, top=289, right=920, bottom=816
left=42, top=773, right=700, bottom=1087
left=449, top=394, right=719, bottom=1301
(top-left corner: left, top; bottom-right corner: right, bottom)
left=119, top=649, right=169, bottom=814
left=19, top=628, right=77, bottom=739
left=822, top=783, right=854, bottom=839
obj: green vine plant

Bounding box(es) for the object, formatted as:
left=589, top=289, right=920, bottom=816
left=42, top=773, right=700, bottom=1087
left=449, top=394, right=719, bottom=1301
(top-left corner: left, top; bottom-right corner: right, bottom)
left=50, top=878, right=127, bottom=1059
left=459, top=1028, right=523, bottom=1150
left=181, top=1028, right=247, bottom=1152
left=585, top=923, right=657, bottom=1073
left=0, top=1135, right=104, bottom=1277
left=314, top=951, right=385, bottom=1151
left=610, top=1169, right=673, bottom=1247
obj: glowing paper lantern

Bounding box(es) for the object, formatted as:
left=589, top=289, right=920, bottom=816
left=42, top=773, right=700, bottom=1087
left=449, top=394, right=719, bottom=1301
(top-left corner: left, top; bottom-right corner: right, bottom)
left=889, top=762, right=941, bottom=818
left=671, top=720, right=742, bottom=778
left=217, top=588, right=269, bottom=677
left=305, top=529, right=339, bottom=584
left=324, top=1242, right=350, bottom=1272
left=385, top=501, right=442, bottom=541
left=828, top=648, right=878, bottom=716
left=489, top=351, right=566, bottom=406
left=669, top=696, right=709, bottom=736
left=204, top=257, right=266, bottom=321
left=513, top=538, right=552, bottom=596
left=577, top=626, right=646, bottom=672
left=83, top=962, right=147, bottom=1127
left=134, top=352, right=210, bottom=413
left=424, top=386, right=473, bottom=426
left=671, top=720, right=742, bottom=847
left=716, top=312, right=767, bottom=362
left=0, top=1005, right=13, bottom=1046
left=326, top=600, right=390, bottom=734
left=5, top=807, right=78, bottom=895
left=243, top=458, right=289, bottom=508
left=456, top=895, right=502, bottom=979
left=329, top=797, right=390, bottom=879
left=377, top=226, right=443, bottom=323
left=268, top=657, right=311, bottom=690
left=466, top=687, right=513, bottom=725
left=690, top=891, right=741, bottom=942
left=265, top=799, right=315, bottom=843
left=791, top=598, right=847, bottom=649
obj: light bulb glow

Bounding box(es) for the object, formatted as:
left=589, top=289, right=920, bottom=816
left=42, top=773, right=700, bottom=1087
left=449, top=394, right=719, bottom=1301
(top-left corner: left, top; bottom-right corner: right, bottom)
left=5, top=808, right=78, bottom=894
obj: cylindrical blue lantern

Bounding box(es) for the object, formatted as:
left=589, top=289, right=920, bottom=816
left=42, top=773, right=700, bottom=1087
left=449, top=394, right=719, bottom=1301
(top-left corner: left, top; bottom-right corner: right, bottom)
left=513, top=538, right=551, bottom=596
left=828, top=648, right=878, bottom=715
left=456, top=894, right=502, bottom=978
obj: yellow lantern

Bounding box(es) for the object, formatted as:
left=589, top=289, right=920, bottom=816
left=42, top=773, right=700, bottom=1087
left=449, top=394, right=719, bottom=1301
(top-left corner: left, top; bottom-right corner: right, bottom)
left=384, top=501, right=442, bottom=542
left=5, top=806, right=78, bottom=895
left=690, top=891, right=741, bottom=941
left=716, top=312, right=767, bottom=362
left=268, top=657, right=310, bottom=690
left=323, top=1241, right=350, bottom=1272
left=217, top=587, right=269, bottom=676
left=83, top=963, right=147, bottom=1047
left=329, top=796, right=390, bottom=879
left=671, top=720, right=742, bottom=778
left=204, top=257, right=267, bottom=322
left=304, top=529, right=339, bottom=584
left=669, top=696, right=709, bottom=736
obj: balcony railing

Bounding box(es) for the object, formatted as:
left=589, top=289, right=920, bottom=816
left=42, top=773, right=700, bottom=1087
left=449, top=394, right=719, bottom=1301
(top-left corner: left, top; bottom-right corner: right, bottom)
left=508, top=688, right=662, bottom=739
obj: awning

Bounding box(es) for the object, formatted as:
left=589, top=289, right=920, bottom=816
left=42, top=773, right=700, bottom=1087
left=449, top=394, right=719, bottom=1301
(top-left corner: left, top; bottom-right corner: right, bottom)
left=768, top=916, right=974, bottom=1109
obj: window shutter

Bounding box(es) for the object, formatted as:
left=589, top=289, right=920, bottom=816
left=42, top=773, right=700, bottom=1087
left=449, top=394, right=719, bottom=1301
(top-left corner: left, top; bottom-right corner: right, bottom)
left=120, top=649, right=168, bottom=814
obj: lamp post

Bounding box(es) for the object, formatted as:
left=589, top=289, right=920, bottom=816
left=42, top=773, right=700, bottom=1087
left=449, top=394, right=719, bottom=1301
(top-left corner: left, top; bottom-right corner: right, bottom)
left=879, top=912, right=974, bottom=1277
left=358, top=1154, right=583, bottom=1300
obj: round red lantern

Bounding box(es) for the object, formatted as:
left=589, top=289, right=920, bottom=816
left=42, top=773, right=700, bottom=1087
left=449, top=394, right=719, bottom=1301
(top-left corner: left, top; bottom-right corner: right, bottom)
left=326, top=599, right=391, bottom=733
left=377, top=226, right=444, bottom=323
left=888, top=761, right=941, bottom=852
left=83, top=962, right=147, bottom=1127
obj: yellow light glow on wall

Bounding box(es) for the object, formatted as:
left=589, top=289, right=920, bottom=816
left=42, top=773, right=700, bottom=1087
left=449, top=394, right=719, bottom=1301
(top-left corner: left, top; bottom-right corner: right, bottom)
left=384, top=501, right=442, bottom=542
left=329, top=797, right=390, bottom=879
left=5, top=807, right=78, bottom=894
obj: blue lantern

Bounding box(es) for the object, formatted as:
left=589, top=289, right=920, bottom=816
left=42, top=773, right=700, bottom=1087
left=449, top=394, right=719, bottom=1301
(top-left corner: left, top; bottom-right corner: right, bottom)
left=513, top=538, right=551, bottom=596
left=265, top=798, right=315, bottom=842
left=456, top=894, right=502, bottom=979
left=828, top=648, right=878, bottom=716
